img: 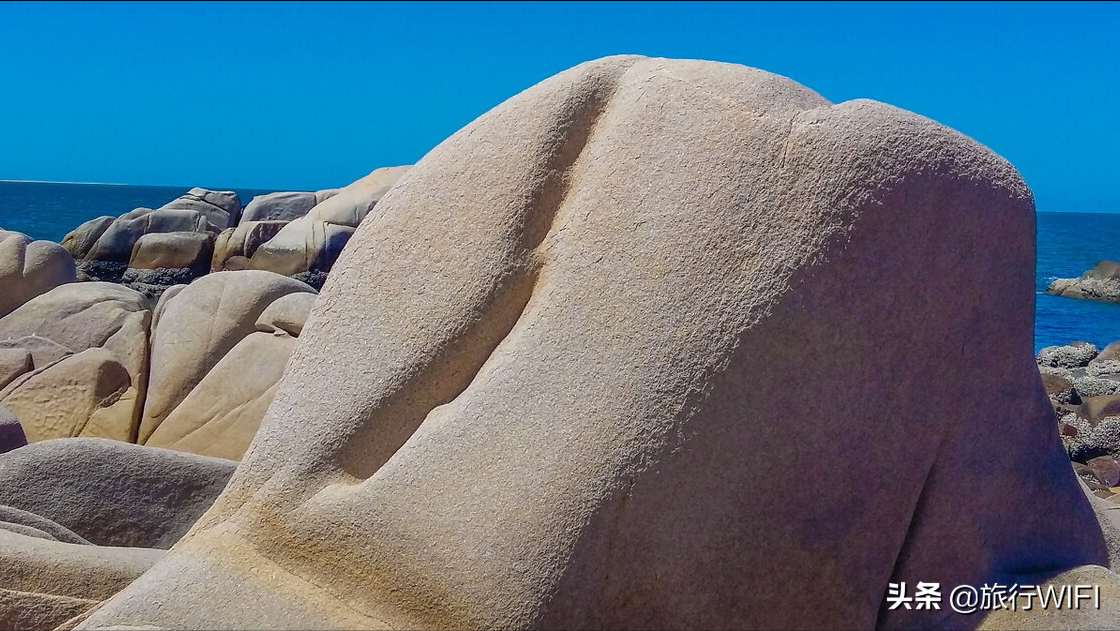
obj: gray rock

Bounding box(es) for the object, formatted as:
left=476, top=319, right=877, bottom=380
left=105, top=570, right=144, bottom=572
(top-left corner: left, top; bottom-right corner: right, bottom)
left=1089, top=360, right=1120, bottom=378
left=1074, top=375, right=1120, bottom=398
left=0, top=438, right=236, bottom=549
left=240, top=191, right=318, bottom=223
left=1037, top=341, right=1099, bottom=368
left=1047, top=261, right=1120, bottom=303
left=0, top=505, right=90, bottom=545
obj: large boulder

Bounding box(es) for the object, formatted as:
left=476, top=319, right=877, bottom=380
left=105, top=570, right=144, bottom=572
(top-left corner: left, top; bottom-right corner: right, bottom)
left=0, top=230, right=77, bottom=319
left=128, top=231, right=214, bottom=273
left=60, top=216, right=116, bottom=259
left=79, top=56, right=1117, bottom=630
left=157, top=187, right=242, bottom=231
left=81, top=208, right=219, bottom=264
left=0, top=530, right=162, bottom=631
left=138, top=270, right=315, bottom=443
left=0, top=283, right=150, bottom=442
left=0, top=438, right=236, bottom=549
left=1047, top=261, right=1120, bottom=303
left=247, top=167, right=410, bottom=276
left=211, top=220, right=288, bottom=271
left=240, top=191, right=318, bottom=223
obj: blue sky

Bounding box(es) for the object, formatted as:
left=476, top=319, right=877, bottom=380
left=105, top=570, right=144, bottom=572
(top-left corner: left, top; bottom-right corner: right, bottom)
left=0, top=1, right=1115, bottom=211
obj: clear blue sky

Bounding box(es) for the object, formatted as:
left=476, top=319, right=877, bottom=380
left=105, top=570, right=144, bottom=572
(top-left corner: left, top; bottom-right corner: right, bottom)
left=0, top=1, right=1115, bottom=211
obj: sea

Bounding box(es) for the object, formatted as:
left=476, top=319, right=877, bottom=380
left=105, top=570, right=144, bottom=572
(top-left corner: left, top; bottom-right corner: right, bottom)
left=0, top=181, right=1116, bottom=353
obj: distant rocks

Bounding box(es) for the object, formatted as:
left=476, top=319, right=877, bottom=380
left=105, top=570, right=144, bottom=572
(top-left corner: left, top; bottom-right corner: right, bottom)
left=1047, top=260, right=1120, bottom=303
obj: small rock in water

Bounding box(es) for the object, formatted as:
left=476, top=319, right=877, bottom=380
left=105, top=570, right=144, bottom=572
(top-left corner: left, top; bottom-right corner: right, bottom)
left=1037, top=341, right=1099, bottom=369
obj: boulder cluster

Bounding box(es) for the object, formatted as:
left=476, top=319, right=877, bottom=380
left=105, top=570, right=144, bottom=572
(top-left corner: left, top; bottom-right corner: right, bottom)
left=2, top=55, right=1120, bottom=630
left=1047, top=261, right=1120, bottom=303
left=62, top=166, right=408, bottom=296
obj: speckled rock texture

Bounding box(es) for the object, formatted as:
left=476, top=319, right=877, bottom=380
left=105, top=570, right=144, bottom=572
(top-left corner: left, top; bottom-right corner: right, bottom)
left=0, top=438, right=236, bottom=549
left=79, top=56, right=1117, bottom=629
left=1047, top=261, right=1120, bottom=304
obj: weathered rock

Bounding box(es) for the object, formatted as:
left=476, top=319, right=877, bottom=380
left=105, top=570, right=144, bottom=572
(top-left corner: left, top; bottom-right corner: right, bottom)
left=247, top=167, right=410, bottom=276
left=0, top=438, right=236, bottom=549
left=1097, top=340, right=1120, bottom=364
left=0, top=230, right=77, bottom=319
left=0, top=348, right=32, bottom=390
left=0, top=405, right=26, bottom=454
left=1042, top=372, right=1081, bottom=405
left=82, top=209, right=219, bottom=263
left=128, top=231, right=214, bottom=273
left=255, top=290, right=317, bottom=337
left=139, top=270, right=315, bottom=442
left=1090, top=456, right=1120, bottom=487
left=1075, top=376, right=1120, bottom=399
left=978, top=564, right=1120, bottom=629
left=81, top=56, right=1114, bottom=630
left=146, top=332, right=297, bottom=460
left=211, top=220, right=287, bottom=271
left=1080, top=396, right=1120, bottom=424
left=315, top=188, right=340, bottom=204
left=1073, top=418, right=1120, bottom=463
left=0, top=348, right=135, bottom=442
left=241, top=191, right=318, bottom=223
left=0, top=505, right=90, bottom=545
left=1089, top=360, right=1120, bottom=378
left=0, top=283, right=150, bottom=442
left=0, top=529, right=162, bottom=631
left=120, top=268, right=196, bottom=302
left=0, top=336, right=72, bottom=373
left=60, top=216, right=116, bottom=259
left=1047, top=261, right=1120, bottom=304
left=157, top=187, right=242, bottom=230
left=1037, top=341, right=1099, bottom=369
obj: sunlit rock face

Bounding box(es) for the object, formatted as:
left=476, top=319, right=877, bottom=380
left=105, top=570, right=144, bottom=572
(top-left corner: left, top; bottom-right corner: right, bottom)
left=78, top=55, right=1114, bottom=630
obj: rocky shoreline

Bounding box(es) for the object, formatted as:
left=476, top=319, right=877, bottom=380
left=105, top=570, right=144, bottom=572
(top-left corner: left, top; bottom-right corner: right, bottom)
left=2, top=55, right=1120, bottom=629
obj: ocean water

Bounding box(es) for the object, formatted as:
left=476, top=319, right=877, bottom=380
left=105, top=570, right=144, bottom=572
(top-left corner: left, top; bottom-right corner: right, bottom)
left=1, top=182, right=1117, bottom=353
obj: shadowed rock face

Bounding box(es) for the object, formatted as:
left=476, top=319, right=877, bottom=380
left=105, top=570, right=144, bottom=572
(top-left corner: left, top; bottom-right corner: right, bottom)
left=81, top=55, right=1111, bottom=630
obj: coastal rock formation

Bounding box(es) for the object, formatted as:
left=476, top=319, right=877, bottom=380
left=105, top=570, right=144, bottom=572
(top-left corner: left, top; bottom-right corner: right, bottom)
left=211, top=220, right=287, bottom=271
left=1047, top=261, right=1120, bottom=303
left=0, top=230, right=76, bottom=319
left=138, top=270, right=315, bottom=452
left=0, top=283, right=150, bottom=442
left=0, top=438, right=236, bottom=549
left=240, top=191, right=319, bottom=223
left=0, top=530, right=162, bottom=631
left=80, top=56, right=1114, bottom=630
left=246, top=166, right=410, bottom=276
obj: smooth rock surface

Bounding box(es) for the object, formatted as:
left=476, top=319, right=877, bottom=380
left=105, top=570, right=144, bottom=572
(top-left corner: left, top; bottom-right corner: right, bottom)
left=128, top=231, right=214, bottom=272
left=241, top=191, right=318, bottom=223
left=0, top=230, right=77, bottom=319
left=139, top=270, right=315, bottom=442
left=81, top=56, right=1116, bottom=630
left=0, top=438, right=236, bottom=549
left=247, top=167, right=409, bottom=276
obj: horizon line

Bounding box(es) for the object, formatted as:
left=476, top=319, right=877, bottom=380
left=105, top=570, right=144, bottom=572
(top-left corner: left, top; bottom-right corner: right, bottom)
left=1, top=179, right=131, bottom=186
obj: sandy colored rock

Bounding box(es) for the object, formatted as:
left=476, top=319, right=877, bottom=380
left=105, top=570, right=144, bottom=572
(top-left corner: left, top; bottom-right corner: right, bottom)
left=248, top=167, right=409, bottom=276
left=0, top=438, right=236, bottom=549
left=0, top=283, right=150, bottom=441
left=128, top=231, right=214, bottom=272
left=0, top=529, right=162, bottom=631
left=0, top=230, right=77, bottom=319
left=241, top=191, right=318, bottom=223
left=0, top=404, right=26, bottom=454
left=146, top=332, right=297, bottom=460
left=0, top=336, right=71, bottom=371
left=158, top=187, right=242, bottom=230
left=83, top=209, right=220, bottom=263
left=0, top=348, right=135, bottom=442
left=0, top=347, right=31, bottom=390
left=0, top=505, right=90, bottom=545
left=139, top=270, right=315, bottom=442
left=211, top=220, right=287, bottom=271
left=60, top=216, right=116, bottom=259
left=80, top=56, right=1114, bottom=630
left=255, top=291, right=317, bottom=337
